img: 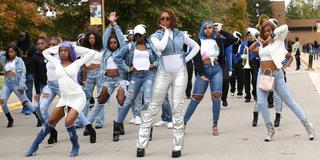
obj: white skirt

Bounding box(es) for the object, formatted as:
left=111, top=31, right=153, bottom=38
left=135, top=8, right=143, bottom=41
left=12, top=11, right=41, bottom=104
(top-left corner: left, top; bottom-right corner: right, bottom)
left=56, top=92, right=86, bottom=114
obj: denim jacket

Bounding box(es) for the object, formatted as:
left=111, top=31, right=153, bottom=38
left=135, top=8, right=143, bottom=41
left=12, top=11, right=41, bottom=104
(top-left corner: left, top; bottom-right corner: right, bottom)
left=113, top=39, right=159, bottom=73
left=101, top=24, right=127, bottom=79
left=0, top=51, right=27, bottom=90
left=151, top=29, right=186, bottom=71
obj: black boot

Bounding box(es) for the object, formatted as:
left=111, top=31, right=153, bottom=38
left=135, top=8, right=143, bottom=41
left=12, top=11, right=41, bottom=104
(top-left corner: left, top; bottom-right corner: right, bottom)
left=5, top=112, right=14, bottom=128
left=83, top=125, right=90, bottom=136
left=33, top=112, right=42, bottom=127
left=85, top=124, right=96, bottom=143
left=136, top=148, right=145, bottom=157
left=149, top=127, right=153, bottom=141
left=119, top=123, right=125, bottom=135
left=252, top=112, right=259, bottom=127
left=172, top=150, right=181, bottom=158
left=47, top=128, right=58, bottom=144
left=113, top=121, right=120, bottom=142
left=274, top=113, right=281, bottom=127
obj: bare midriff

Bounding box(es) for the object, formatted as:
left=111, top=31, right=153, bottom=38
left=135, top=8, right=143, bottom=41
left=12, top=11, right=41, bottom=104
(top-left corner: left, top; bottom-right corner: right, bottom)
left=260, top=60, right=277, bottom=72
left=5, top=71, right=15, bottom=77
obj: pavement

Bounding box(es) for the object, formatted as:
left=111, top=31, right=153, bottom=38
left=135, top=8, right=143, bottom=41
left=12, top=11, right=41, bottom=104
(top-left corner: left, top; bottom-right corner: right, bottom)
left=0, top=55, right=320, bottom=160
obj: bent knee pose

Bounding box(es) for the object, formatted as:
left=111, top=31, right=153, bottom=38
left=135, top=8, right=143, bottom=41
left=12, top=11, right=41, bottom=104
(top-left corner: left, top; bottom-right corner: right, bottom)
left=0, top=46, right=41, bottom=128
left=136, top=9, right=200, bottom=158
left=248, top=21, right=314, bottom=142
left=112, top=24, right=158, bottom=142
left=183, top=21, right=236, bottom=135
left=26, top=41, right=96, bottom=157
left=86, top=12, right=127, bottom=130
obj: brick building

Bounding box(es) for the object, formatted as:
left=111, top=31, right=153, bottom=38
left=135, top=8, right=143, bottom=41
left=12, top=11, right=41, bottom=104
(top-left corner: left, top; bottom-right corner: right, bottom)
left=271, top=1, right=320, bottom=44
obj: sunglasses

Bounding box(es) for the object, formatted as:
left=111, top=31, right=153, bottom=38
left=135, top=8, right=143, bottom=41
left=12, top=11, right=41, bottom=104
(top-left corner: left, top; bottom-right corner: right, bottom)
left=134, top=34, right=142, bottom=38
left=204, top=26, right=212, bottom=30
left=160, top=17, right=170, bottom=21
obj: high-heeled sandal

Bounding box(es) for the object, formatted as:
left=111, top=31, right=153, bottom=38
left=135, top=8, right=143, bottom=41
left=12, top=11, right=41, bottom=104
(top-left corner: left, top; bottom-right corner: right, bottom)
left=212, top=125, right=219, bottom=136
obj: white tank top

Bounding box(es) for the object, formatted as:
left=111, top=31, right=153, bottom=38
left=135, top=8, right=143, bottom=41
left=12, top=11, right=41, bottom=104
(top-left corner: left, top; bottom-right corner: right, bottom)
left=133, top=49, right=150, bottom=71
left=258, top=44, right=273, bottom=61
left=5, top=59, right=16, bottom=73
left=106, top=56, right=118, bottom=69
left=200, top=39, right=220, bottom=60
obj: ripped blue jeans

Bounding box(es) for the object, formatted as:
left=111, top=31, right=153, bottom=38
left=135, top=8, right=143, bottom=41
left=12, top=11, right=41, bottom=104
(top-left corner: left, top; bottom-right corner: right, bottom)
left=184, top=64, right=223, bottom=124
left=116, top=70, right=155, bottom=123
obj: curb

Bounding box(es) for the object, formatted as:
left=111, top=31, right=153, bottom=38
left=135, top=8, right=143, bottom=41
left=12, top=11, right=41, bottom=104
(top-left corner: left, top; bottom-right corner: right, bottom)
left=0, top=102, right=22, bottom=113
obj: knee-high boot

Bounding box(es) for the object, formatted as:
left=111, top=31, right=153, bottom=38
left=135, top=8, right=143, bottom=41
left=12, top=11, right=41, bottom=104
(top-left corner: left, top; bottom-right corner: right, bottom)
left=25, top=122, right=53, bottom=156
left=264, top=122, right=275, bottom=142
left=301, top=119, right=315, bottom=141
left=67, top=125, right=80, bottom=157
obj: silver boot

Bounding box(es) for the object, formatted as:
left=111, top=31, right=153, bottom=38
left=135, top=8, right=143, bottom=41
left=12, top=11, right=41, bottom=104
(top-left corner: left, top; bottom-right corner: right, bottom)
left=264, top=122, right=275, bottom=142
left=301, top=119, right=314, bottom=141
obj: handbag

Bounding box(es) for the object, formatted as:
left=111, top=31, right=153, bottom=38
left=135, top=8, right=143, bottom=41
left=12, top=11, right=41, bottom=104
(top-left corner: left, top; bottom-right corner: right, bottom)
left=97, top=85, right=110, bottom=104
left=258, top=68, right=275, bottom=92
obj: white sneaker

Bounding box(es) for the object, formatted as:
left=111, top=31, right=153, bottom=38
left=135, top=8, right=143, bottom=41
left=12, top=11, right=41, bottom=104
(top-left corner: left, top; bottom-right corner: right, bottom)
left=135, top=116, right=142, bottom=125
left=129, top=118, right=135, bottom=124
left=237, top=95, right=242, bottom=98
left=231, top=93, right=234, bottom=96
left=154, top=120, right=167, bottom=127
left=167, top=122, right=173, bottom=129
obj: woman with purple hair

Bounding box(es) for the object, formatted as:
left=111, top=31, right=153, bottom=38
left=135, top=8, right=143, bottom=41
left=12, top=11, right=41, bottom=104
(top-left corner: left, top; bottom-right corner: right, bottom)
left=26, top=41, right=96, bottom=157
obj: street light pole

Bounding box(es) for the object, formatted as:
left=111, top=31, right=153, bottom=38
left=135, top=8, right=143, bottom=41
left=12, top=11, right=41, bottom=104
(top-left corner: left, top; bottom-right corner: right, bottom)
left=256, top=3, right=260, bottom=18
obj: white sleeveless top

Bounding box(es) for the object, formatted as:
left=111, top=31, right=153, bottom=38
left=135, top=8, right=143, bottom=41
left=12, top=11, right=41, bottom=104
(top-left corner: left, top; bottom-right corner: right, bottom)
left=133, top=49, right=150, bottom=71
left=106, top=57, right=118, bottom=69
left=5, top=59, right=16, bottom=73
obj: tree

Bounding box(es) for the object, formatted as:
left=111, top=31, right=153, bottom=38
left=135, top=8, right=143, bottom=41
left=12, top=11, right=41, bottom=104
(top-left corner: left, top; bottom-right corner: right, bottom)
left=106, top=0, right=212, bottom=37
left=286, top=0, right=320, bottom=19
left=209, top=0, right=251, bottom=34
left=0, top=0, right=52, bottom=48
left=38, top=0, right=90, bottom=40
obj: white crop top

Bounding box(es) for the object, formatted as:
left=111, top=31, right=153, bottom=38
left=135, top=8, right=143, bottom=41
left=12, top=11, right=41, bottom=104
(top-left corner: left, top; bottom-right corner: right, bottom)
left=85, top=49, right=103, bottom=67
left=258, top=44, right=273, bottom=61
left=106, top=57, right=118, bottom=69
left=5, top=59, right=16, bottom=73
left=200, top=39, right=220, bottom=60
left=133, top=49, right=150, bottom=71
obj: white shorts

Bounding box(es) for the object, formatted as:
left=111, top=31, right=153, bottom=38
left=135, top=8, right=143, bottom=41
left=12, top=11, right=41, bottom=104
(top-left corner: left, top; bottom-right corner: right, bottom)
left=56, top=92, right=86, bottom=114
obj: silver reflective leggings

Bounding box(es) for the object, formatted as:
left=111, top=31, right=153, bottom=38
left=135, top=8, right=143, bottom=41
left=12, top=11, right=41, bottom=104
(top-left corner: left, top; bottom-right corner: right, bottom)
left=137, top=69, right=187, bottom=151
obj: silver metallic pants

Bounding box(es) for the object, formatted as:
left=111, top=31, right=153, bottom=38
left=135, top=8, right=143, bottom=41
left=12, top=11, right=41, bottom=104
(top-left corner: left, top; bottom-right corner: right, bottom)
left=137, top=69, right=187, bottom=151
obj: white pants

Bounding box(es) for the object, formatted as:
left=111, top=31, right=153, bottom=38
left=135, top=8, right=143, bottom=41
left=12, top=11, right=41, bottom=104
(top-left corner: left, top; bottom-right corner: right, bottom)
left=137, top=69, right=187, bottom=151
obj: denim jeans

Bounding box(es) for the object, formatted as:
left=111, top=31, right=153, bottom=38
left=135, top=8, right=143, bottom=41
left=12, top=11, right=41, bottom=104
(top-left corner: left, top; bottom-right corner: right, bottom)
left=76, top=68, right=105, bottom=127
left=39, top=80, right=60, bottom=121
left=25, top=73, right=33, bottom=102
left=132, top=87, right=143, bottom=118
left=87, top=76, right=124, bottom=125
left=161, top=95, right=172, bottom=122
left=117, top=70, right=154, bottom=123
left=257, top=69, right=306, bottom=124
left=273, top=91, right=282, bottom=114
left=1, top=79, right=35, bottom=113
left=184, top=64, right=223, bottom=124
